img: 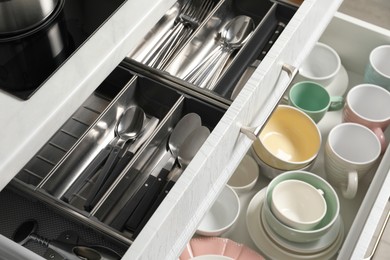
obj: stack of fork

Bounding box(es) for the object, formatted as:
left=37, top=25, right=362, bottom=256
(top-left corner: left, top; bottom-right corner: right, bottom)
left=145, top=0, right=215, bottom=69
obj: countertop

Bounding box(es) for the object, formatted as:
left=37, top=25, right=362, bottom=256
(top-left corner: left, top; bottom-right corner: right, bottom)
left=0, top=0, right=176, bottom=191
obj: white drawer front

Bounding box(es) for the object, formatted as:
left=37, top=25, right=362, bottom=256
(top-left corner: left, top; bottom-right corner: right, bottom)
left=126, top=0, right=343, bottom=259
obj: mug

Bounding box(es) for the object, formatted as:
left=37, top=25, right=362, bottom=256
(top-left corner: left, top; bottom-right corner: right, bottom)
left=296, top=42, right=341, bottom=86
left=364, top=45, right=390, bottom=91
left=343, top=84, right=390, bottom=153
left=252, top=105, right=321, bottom=171
left=325, top=123, right=381, bottom=199
left=288, top=81, right=343, bottom=123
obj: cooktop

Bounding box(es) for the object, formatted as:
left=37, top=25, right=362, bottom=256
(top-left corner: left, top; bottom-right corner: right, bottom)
left=0, top=0, right=126, bottom=100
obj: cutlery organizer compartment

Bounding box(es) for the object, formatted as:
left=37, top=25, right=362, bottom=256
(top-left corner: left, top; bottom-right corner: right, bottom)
left=125, top=0, right=296, bottom=101
left=0, top=187, right=128, bottom=259
left=7, top=62, right=226, bottom=251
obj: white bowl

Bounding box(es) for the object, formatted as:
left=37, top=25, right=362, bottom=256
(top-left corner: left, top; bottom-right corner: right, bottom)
left=271, top=179, right=327, bottom=230
left=227, top=154, right=259, bottom=194
left=196, top=186, right=240, bottom=236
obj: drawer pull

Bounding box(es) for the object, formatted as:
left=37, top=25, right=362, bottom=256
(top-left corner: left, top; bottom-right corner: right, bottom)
left=364, top=205, right=390, bottom=260
left=240, top=63, right=297, bottom=140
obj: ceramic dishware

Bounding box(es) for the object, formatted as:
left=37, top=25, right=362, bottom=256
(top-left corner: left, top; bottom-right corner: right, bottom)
left=296, top=42, right=341, bottom=86
left=288, top=81, right=343, bottom=123
left=263, top=171, right=339, bottom=243
left=343, top=84, right=390, bottom=153
left=227, top=154, right=259, bottom=194
left=180, top=237, right=265, bottom=260
left=251, top=146, right=315, bottom=179
left=252, top=105, right=322, bottom=171
left=196, top=185, right=240, bottom=236
left=364, top=45, right=390, bottom=91
left=325, top=123, right=381, bottom=199
left=271, top=179, right=327, bottom=230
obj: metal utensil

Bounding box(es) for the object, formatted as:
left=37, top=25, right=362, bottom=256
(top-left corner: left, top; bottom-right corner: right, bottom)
left=85, top=117, right=160, bottom=210
left=185, top=15, right=255, bottom=89
left=109, top=112, right=202, bottom=231
left=131, top=125, right=210, bottom=237
left=83, top=106, right=145, bottom=211
left=13, top=220, right=121, bottom=260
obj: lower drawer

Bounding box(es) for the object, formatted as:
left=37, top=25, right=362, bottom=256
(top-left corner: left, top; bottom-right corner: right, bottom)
left=177, top=12, right=390, bottom=260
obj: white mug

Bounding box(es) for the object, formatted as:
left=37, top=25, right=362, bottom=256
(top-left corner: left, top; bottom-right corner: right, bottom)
left=296, top=42, right=341, bottom=86
left=325, top=123, right=381, bottom=199
left=364, top=45, right=390, bottom=91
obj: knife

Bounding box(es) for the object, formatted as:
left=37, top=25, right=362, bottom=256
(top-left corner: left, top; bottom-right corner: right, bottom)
left=84, top=117, right=159, bottom=210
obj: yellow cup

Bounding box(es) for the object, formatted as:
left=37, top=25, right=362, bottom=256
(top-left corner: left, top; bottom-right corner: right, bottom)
left=253, top=105, right=321, bottom=170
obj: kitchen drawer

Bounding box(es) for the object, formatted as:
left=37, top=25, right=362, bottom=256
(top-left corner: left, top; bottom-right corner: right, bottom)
left=175, top=12, right=390, bottom=260
left=0, top=0, right=343, bottom=259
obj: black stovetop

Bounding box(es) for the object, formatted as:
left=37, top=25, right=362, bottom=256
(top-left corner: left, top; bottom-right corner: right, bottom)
left=0, top=0, right=126, bottom=100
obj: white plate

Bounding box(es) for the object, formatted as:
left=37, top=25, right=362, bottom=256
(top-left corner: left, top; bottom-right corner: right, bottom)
left=246, top=188, right=345, bottom=260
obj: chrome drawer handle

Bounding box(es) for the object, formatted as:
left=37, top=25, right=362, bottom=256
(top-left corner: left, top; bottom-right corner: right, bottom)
left=240, top=63, right=298, bottom=140
left=364, top=206, right=390, bottom=260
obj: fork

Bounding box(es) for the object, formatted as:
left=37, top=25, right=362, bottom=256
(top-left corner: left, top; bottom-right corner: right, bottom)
left=150, top=0, right=215, bottom=69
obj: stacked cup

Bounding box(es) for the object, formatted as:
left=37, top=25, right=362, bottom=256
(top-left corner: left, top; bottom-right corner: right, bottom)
left=260, top=171, right=341, bottom=255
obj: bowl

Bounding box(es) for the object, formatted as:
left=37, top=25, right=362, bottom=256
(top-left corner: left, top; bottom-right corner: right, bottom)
left=252, top=105, right=322, bottom=171
left=196, top=186, right=240, bottom=236
left=263, top=171, right=339, bottom=243
left=250, top=146, right=315, bottom=179
left=227, top=154, right=259, bottom=194
left=271, top=179, right=327, bottom=230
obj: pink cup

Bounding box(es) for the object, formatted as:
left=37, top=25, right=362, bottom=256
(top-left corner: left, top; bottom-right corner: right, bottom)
left=343, top=84, right=390, bottom=153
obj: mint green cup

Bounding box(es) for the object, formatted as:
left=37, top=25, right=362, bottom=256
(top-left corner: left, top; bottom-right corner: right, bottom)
left=288, top=81, right=344, bottom=123
left=364, top=45, right=390, bottom=91
left=263, top=171, right=340, bottom=243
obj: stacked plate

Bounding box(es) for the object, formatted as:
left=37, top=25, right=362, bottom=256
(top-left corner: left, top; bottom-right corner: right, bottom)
left=246, top=188, right=344, bottom=259
left=179, top=237, right=265, bottom=260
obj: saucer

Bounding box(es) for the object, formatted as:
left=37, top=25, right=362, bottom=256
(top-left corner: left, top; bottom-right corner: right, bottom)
left=246, top=188, right=344, bottom=260
left=261, top=203, right=342, bottom=254
left=291, top=64, right=349, bottom=97
left=179, top=237, right=265, bottom=260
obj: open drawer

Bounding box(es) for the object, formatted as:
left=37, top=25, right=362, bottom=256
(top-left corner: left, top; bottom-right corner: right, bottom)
left=176, top=12, right=390, bottom=260
left=0, top=0, right=344, bottom=259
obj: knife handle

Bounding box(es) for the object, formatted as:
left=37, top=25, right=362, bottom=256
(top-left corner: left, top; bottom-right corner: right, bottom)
left=132, top=179, right=176, bottom=238
left=109, top=174, right=157, bottom=231
left=84, top=146, right=121, bottom=211
left=84, top=150, right=135, bottom=210
left=125, top=168, right=171, bottom=232
left=62, top=146, right=112, bottom=203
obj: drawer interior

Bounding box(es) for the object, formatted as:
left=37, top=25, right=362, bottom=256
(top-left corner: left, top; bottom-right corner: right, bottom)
left=1, top=61, right=226, bottom=257
left=178, top=13, right=390, bottom=260
left=125, top=0, right=296, bottom=101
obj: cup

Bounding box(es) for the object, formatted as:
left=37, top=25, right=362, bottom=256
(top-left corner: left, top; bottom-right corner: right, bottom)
left=325, top=123, right=381, bottom=199
left=271, top=179, right=327, bottom=230
left=296, top=42, right=341, bottom=86
left=252, top=105, right=322, bottom=171
left=343, top=84, right=390, bottom=153
left=263, top=171, right=339, bottom=243
left=288, top=81, right=343, bottom=123
left=364, top=45, right=390, bottom=91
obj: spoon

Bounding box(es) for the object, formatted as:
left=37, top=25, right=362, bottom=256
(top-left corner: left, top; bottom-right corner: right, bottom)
left=109, top=112, right=202, bottom=231
left=84, top=106, right=145, bottom=211
left=13, top=220, right=121, bottom=260
left=131, top=125, right=210, bottom=237
left=185, top=15, right=254, bottom=89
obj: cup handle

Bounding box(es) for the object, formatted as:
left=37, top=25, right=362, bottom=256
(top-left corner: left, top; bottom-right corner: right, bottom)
left=341, top=170, right=358, bottom=199
left=328, top=96, right=344, bottom=111
left=372, top=127, right=387, bottom=153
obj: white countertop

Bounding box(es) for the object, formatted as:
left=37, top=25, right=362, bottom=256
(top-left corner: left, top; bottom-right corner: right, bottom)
left=0, top=0, right=175, bottom=191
